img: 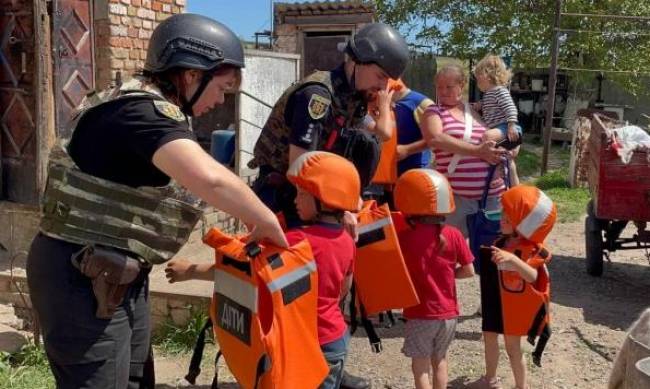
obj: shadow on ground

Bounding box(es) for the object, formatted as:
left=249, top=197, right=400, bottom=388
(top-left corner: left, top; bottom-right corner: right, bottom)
left=550, top=254, right=650, bottom=330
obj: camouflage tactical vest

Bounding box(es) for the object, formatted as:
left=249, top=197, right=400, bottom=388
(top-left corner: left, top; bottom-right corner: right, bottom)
left=248, top=70, right=366, bottom=173
left=39, top=77, right=204, bottom=265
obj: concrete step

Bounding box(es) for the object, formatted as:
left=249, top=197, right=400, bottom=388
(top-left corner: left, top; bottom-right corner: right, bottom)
left=0, top=302, right=23, bottom=330
left=0, top=321, right=28, bottom=354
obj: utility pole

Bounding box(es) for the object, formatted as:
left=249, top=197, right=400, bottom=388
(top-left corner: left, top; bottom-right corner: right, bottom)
left=542, top=0, right=562, bottom=175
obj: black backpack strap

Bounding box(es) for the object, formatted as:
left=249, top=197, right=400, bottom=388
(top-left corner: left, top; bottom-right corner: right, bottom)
left=253, top=354, right=271, bottom=389
left=347, top=281, right=382, bottom=353
left=348, top=282, right=359, bottom=334
left=210, top=351, right=222, bottom=389
left=531, top=324, right=551, bottom=367
left=359, top=302, right=383, bottom=353
left=185, top=317, right=213, bottom=384
left=527, top=303, right=552, bottom=367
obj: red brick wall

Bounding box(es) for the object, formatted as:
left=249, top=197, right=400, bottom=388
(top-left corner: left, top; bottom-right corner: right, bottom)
left=94, top=0, right=185, bottom=89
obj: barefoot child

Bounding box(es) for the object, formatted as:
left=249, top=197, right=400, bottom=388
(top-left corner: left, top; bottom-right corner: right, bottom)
left=393, top=169, right=475, bottom=389
left=473, top=54, right=522, bottom=186
left=470, top=185, right=557, bottom=389
left=166, top=151, right=361, bottom=389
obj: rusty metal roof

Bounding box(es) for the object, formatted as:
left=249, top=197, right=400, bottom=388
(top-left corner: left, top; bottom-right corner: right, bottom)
left=274, top=1, right=374, bottom=16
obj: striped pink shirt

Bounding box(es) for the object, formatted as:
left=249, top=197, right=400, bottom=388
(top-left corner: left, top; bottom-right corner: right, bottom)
left=427, top=105, right=504, bottom=200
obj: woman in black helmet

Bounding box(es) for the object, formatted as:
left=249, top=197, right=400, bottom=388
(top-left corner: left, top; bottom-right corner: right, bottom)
left=26, top=14, right=286, bottom=389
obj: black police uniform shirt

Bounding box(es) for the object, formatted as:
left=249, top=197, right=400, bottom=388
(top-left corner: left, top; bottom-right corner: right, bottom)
left=68, top=97, right=196, bottom=188
left=286, top=84, right=334, bottom=151
left=286, top=65, right=365, bottom=153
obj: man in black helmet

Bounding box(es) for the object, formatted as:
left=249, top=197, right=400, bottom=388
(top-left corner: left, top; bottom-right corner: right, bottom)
left=250, top=22, right=409, bottom=227
left=249, top=22, right=410, bottom=389
left=26, top=14, right=286, bottom=389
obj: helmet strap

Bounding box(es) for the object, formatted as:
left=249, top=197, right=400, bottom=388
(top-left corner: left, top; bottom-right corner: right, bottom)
left=315, top=200, right=343, bottom=223
left=350, top=63, right=358, bottom=90
left=182, top=71, right=213, bottom=116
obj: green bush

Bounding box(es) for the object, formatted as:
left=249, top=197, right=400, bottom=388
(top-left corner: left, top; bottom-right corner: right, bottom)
left=0, top=343, right=54, bottom=389
left=153, top=307, right=212, bottom=355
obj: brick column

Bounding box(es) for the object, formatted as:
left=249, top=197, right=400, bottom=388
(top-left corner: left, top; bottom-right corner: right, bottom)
left=94, top=0, right=185, bottom=90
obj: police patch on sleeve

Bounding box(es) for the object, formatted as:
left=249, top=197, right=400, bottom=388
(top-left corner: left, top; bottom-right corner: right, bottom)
left=307, top=94, right=331, bottom=120
left=153, top=100, right=186, bottom=122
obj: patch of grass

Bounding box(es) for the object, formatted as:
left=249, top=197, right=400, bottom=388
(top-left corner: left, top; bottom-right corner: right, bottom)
left=153, top=308, right=212, bottom=355
left=533, top=168, right=589, bottom=223
left=516, top=147, right=541, bottom=179
left=535, top=168, right=570, bottom=190
left=0, top=343, right=55, bottom=389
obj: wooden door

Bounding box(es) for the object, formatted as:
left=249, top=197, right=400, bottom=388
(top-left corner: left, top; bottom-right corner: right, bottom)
left=53, top=0, right=94, bottom=138
left=302, top=31, right=349, bottom=76
left=0, top=0, right=38, bottom=203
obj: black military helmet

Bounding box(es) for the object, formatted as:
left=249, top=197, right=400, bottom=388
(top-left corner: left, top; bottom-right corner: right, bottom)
left=346, top=23, right=409, bottom=79
left=145, top=13, right=244, bottom=73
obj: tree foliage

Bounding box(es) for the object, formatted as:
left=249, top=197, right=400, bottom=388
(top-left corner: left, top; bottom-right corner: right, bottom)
left=375, top=0, right=650, bottom=94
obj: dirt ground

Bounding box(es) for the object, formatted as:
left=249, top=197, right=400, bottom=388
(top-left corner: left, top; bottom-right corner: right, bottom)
left=153, top=218, right=650, bottom=389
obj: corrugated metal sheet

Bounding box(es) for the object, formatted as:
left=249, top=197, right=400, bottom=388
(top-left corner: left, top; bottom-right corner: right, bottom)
left=275, top=1, right=373, bottom=16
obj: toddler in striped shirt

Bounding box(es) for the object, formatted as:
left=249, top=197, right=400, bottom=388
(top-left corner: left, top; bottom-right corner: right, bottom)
left=473, top=55, right=521, bottom=185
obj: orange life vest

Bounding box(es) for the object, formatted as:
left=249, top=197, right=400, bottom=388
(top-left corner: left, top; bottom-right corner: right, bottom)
left=354, top=200, right=419, bottom=315
left=203, top=228, right=329, bottom=389
left=370, top=79, right=404, bottom=185
left=479, top=237, right=552, bottom=366
left=370, top=111, right=398, bottom=185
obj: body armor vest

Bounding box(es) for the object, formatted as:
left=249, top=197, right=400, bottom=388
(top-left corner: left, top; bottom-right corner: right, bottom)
left=248, top=70, right=365, bottom=174
left=354, top=201, right=420, bottom=315
left=479, top=237, right=552, bottom=366
left=203, top=228, right=328, bottom=389
left=39, top=77, right=203, bottom=264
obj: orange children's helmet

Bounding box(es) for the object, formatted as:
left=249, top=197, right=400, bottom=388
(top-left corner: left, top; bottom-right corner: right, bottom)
left=393, top=169, right=455, bottom=215
left=286, top=151, right=361, bottom=212
left=501, top=185, right=557, bottom=244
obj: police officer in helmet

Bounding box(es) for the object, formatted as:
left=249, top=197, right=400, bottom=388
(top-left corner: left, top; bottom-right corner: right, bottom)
left=27, top=14, right=286, bottom=388
left=250, top=22, right=409, bottom=227
left=249, top=22, right=409, bottom=389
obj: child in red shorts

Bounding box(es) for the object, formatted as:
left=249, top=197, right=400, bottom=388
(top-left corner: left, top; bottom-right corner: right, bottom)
left=393, top=169, right=475, bottom=389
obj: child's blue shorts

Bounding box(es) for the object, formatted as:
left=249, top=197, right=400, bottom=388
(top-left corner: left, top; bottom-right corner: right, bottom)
left=495, top=122, right=523, bottom=137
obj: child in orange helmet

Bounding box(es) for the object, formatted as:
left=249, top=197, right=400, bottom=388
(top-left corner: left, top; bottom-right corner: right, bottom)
left=166, top=151, right=361, bottom=389
left=393, top=169, right=475, bottom=389
left=470, top=185, right=557, bottom=389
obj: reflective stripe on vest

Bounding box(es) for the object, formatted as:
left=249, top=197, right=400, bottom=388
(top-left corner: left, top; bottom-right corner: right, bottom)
left=215, top=268, right=259, bottom=313
left=354, top=201, right=419, bottom=316
left=204, top=228, right=328, bottom=389
left=39, top=78, right=202, bottom=264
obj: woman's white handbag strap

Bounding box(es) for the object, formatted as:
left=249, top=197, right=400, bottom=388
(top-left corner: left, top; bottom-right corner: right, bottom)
left=447, top=102, right=473, bottom=174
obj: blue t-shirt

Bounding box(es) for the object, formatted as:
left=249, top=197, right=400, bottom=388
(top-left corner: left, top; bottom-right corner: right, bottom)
left=394, top=90, right=434, bottom=175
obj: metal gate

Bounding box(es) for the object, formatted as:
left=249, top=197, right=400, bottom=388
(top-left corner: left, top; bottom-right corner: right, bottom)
left=0, top=0, right=38, bottom=203
left=53, top=0, right=95, bottom=137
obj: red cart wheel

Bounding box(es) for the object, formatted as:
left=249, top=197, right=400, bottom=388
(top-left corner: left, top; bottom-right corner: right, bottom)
left=585, top=213, right=604, bottom=276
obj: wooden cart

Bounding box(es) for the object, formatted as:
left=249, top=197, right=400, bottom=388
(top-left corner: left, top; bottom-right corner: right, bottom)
left=585, top=114, right=650, bottom=276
